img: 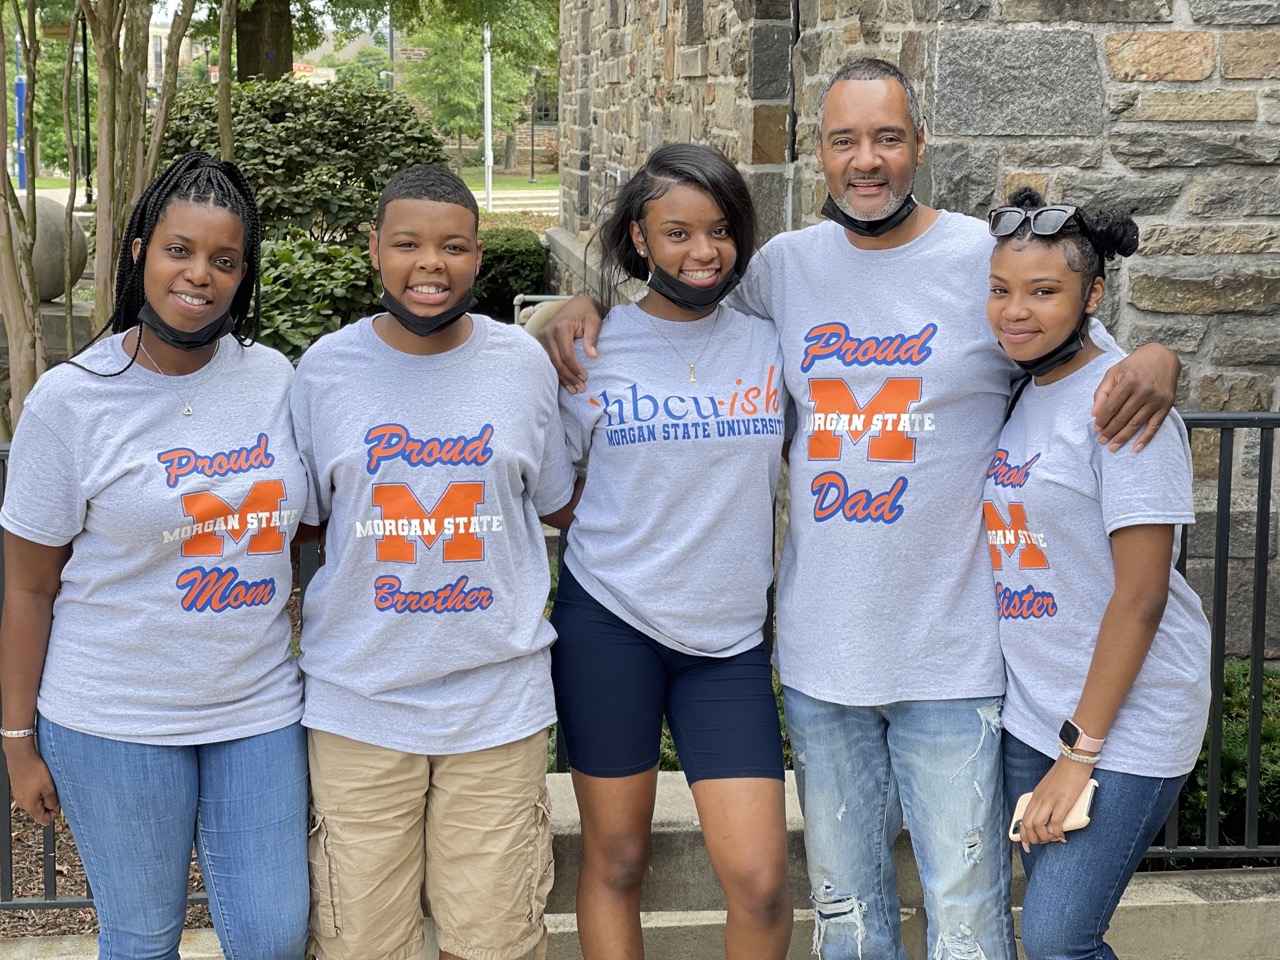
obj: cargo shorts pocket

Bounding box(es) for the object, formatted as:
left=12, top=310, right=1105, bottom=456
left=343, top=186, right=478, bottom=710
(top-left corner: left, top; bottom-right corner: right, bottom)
left=308, top=812, right=342, bottom=938
left=525, top=788, right=555, bottom=924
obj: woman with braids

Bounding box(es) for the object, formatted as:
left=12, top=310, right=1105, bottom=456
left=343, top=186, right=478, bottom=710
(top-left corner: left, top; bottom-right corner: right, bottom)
left=0, top=152, right=309, bottom=958
left=982, top=188, right=1209, bottom=960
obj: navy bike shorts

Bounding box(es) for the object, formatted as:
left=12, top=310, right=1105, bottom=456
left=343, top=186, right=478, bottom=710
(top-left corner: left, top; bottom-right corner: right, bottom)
left=549, top=564, right=784, bottom=784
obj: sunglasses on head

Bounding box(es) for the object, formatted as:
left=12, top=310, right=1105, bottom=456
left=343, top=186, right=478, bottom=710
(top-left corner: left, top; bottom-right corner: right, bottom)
left=987, top=205, right=1086, bottom=238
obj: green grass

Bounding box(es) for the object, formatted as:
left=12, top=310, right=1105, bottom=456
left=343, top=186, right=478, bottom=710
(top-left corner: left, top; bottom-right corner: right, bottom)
left=459, top=169, right=558, bottom=192
left=9, top=176, right=71, bottom=190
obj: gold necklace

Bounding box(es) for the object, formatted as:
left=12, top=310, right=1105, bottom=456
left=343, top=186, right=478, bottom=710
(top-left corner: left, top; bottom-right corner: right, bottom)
left=136, top=333, right=221, bottom=416
left=644, top=306, right=720, bottom=382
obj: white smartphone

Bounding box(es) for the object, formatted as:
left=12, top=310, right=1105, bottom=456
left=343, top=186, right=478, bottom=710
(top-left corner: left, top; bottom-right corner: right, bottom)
left=1008, top=779, right=1099, bottom=842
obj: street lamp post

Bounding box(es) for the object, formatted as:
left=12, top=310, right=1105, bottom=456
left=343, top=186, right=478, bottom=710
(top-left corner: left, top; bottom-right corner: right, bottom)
left=528, top=69, right=537, bottom=184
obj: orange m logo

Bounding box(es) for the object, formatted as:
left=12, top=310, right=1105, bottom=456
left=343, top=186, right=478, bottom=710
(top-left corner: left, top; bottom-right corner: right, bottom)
left=807, top=378, right=922, bottom=462
left=370, top=481, right=486, bottom=563
left=180, top=480, right=288, bottom=558
left=983, top=500, right=1048, bottom=571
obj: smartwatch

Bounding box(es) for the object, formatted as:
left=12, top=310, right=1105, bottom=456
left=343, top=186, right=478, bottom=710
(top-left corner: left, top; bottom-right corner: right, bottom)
left=1060, top=718, right=1105, bottom=753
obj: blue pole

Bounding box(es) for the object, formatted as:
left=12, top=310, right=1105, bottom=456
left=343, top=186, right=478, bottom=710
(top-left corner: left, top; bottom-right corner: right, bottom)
left=14, top=73, right=25, bottom=190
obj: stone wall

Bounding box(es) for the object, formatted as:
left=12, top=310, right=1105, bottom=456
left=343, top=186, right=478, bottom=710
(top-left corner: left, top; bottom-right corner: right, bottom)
left=554, top=0, right=1280, bottom=657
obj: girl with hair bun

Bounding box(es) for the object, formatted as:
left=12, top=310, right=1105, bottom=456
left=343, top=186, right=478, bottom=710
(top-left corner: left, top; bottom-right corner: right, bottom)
left=0, top=151, right=309, bottom=958
left=550, top=143, right=792, bottom=959
left=983, top=188, right=1210, bottom=960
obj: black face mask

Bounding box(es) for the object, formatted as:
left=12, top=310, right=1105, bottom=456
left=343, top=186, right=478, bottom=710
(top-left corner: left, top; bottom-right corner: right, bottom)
left=1008, top=312, right=1090, bottom=378
left=138, top=301, right=234, bottom=351
left=379, top=289, right=477, bottom=338
left=821, top=193, right=919, bottom=238
left=644, top=260, right=741, bottom=313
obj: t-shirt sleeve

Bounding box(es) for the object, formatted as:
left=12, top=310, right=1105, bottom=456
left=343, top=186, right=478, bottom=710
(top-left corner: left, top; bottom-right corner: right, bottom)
left=289, top=362, right=329, bottom=525
left=725, top=245, right=777, bottom=322
left=529, top=360, right=578, bottom=517
left=1088, top=316, right=1122, bottom=354
left=1095, top=411, right=1195, bottom=535
left=557, top=343, right=600, bottom=463
left=0, top=406, right=84, bottom=546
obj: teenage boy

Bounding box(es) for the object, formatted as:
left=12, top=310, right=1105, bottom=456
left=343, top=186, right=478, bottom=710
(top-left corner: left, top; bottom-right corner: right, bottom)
left=292, top=164, right=577, bottom=960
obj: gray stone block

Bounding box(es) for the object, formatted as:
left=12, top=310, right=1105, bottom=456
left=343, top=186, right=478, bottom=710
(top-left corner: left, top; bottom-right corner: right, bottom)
left=750, top=23, right=793, bottom=99
left=1184, top=556, right=1280, bottom=659
left=1002, top=0, right=1172, bottom=20
left=1110, top=130, right=1280, bottom=168
left=1189, top=0, right=1280, bottom=23
left=746, top=170, right=791, bottom=241
left=937, top=0, right=990, bottom=18
left=927, top=141, right=1000, bottom=218
left=683, top=0, right=705, bottom=43
left=1187, top=172, right=1280, bottom=217
left=1049, top=170, right=1183, bottom=215
left=933, top=28, right=1104, bottom=136
left=1126, top=316, right=1210, bottom=354
left=735, top=0, right=794, bottom=20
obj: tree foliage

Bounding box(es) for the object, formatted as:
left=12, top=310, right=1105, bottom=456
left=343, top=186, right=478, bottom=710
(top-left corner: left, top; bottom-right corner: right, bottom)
left=160, top=79, right=445, bottom=243
left=397, top=16, right=535, bottom=153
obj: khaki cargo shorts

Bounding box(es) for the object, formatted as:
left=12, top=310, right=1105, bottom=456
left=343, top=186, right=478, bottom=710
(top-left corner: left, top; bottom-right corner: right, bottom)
left=306, top=728, right=553, bottom=960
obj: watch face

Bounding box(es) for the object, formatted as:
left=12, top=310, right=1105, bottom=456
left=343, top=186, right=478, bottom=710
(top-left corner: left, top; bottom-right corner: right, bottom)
left=1059, top=719, right=1079, bottom=749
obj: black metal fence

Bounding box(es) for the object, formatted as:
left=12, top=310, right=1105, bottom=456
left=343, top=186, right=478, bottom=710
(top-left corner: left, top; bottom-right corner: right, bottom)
left=2, top=413, right=1278, bottom=911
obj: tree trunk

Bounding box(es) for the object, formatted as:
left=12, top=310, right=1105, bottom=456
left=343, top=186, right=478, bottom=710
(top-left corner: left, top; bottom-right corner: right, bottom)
left=236, top=0, right=292, bottom=82
left=0, top=0, right=47, bottom=436
left=503, top=131, right=517, bottom=170
left=218, top=0, right=236, bottom=159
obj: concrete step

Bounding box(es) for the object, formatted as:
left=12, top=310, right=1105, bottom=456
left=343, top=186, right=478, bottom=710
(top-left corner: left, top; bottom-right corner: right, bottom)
left=472, top=188, right=559, bottom=214
left=0, top=773, right=1275, bottom=960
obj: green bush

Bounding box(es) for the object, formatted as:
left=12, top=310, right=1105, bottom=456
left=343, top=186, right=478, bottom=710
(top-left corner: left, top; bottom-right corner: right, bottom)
left=1178, top=658, right=1280, bottom=848
left=474, top=227, right=546, bottom=321
left=257, top=238, right=373, bottom=361
left=160, top=80, right=447, bottom=244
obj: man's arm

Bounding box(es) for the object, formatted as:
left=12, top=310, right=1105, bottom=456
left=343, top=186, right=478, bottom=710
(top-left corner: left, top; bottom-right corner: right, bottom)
left=1092, top=342, right=1180, bottom=453
left=534, top=296, right=604, bottom=393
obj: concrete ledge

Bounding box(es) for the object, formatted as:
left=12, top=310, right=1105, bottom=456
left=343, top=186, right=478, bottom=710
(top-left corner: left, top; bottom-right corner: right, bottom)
left=2, top=774, right=1276, bottom=960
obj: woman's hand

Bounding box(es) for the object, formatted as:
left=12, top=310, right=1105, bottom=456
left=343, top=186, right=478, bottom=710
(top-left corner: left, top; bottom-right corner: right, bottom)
left=1092, top=343, right=1180, bottom=453
left=1016, top=756, right=1095, bottom=851
left=3, top=738, right=59, bottom=826
left=534, top=296, right=605, bottom=393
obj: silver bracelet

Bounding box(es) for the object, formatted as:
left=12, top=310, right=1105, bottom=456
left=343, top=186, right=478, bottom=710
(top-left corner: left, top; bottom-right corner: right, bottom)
left=1058, top=740, right=1100, bottom=765
left=0, top=727, right=37, bottom=738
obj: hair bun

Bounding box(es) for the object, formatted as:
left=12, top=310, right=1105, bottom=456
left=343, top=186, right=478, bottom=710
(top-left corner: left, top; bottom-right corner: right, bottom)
left=1007, top=186, right=1047, bottom=210
left=1084, top=207, right=1140, bottom=261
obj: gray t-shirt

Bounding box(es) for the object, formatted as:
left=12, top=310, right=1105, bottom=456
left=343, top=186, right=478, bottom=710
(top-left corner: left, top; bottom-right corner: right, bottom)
left=291, top=315, right=576, bottom=755
left=734, top=214, right=1017, bottom=705
left=0, top=334, right=307, bottom=744
left=560, top=301, right=788, bottom=657
left=985, top=350, right=1210, bottom=777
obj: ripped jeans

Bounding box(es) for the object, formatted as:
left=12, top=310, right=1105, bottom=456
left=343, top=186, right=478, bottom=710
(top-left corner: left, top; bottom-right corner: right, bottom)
left=783, top=688, right=1016, bottom=960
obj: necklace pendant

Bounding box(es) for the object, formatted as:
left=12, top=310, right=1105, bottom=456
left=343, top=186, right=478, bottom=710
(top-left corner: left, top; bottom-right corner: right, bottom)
left=182, top=404, right=193, bottom=416
left=689, top=365, right=697, bottom=382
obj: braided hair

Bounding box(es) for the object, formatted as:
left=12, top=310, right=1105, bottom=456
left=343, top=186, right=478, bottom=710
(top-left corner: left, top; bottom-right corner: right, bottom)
left=71, top=152, right=262, bottom=376
left=996, top=187, right=1140, bottom=298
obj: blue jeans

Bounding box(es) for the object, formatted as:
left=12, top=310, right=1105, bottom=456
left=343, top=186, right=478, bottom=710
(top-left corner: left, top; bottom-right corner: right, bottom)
left=38, top=717, right=309, bottom=960
left=1003, top=732, right=1185, bottom=960
left=783, top=687, right=1016, bottom=960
